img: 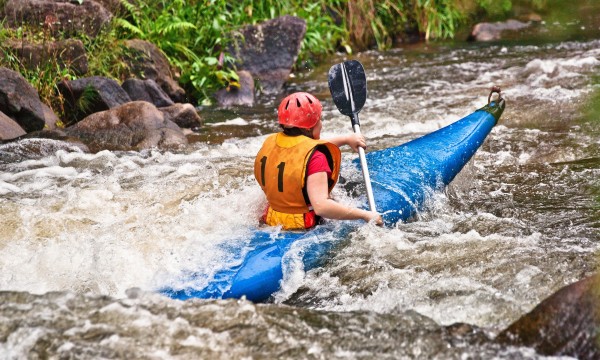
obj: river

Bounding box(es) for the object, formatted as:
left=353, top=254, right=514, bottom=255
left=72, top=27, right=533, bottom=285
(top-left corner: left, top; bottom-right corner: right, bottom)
left=1, top=3, right=599, bottom=359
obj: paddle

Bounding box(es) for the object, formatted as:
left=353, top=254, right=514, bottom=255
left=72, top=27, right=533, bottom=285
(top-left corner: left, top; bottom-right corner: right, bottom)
left=328, top=60, right=377, bottom=212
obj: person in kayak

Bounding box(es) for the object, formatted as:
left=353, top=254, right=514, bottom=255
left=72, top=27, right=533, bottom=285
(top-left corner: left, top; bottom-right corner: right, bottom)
left=254, top=92, right=382, bottom=230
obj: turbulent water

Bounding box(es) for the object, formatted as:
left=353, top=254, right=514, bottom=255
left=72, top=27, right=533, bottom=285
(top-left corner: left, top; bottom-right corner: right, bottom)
left=2, top=7, right=600, bottom=360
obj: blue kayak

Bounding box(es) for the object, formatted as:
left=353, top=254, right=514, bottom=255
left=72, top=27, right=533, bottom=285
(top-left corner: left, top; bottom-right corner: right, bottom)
left=162, top=99, right=505, bottom=302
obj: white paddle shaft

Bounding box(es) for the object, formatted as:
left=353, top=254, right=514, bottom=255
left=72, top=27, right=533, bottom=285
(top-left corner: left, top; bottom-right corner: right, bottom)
left=352, top=123, right=377, bottom=212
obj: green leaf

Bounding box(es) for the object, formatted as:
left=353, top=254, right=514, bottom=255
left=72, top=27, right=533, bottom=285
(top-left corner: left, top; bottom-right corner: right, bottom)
left=204, top=57, right=218, bottom=66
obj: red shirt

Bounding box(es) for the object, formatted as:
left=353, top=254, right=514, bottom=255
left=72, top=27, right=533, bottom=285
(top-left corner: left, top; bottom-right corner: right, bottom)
left=307, top=150, right=332, bottom=177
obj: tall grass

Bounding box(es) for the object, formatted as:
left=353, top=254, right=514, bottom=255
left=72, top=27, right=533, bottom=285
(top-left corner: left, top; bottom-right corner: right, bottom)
left=344, top=0, right=404, bottom=50
left=0, top=23, right=78, bottom=121
left=0, top=19, right=133, bottom=120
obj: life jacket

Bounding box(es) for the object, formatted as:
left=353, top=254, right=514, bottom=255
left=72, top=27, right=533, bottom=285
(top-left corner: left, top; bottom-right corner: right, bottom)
left=254, top=132, right=341, bottom=230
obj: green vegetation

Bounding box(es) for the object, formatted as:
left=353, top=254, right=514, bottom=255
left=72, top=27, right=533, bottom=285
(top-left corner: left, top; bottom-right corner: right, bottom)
left=0, top=24, right=76, bottom=118
left=0, top=22, right=128, bottom=119
left=0, top=0, right=547, bottom=112
left=113, top=0, right=347, bottom=101
left=582, top=77, right=600, bottom=126
left=580, top=80, right=600, bottom=217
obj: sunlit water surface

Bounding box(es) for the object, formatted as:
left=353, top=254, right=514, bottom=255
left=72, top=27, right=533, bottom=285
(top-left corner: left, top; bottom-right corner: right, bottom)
left=1, top=14, right=600, bottom=360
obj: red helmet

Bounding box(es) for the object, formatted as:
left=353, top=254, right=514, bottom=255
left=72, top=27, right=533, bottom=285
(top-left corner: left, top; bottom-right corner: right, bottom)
left=277, top=92, right=322, bottom=129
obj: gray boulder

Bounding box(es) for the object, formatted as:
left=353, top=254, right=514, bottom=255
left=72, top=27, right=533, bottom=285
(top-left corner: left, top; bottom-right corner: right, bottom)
left=469, top=20, right=531, bottom=42
left=122, top=78, right=174, bottom=108
left=123, top=39, right=186, bottom=103
left=0, top=67, right=46, bottom=132
left=65, top=101, right=187, bottom=152
left=230, top=15, right=306, bottom=93
left=57, top=76, right=131, bottom=125
left=496, top=274, right=600, bottom=358
left=0, top=130, right=89, bottom=164
left=158, top=103, right=202, bottom=129
left=93, top=0, right=124, bottom=15
left=4, top=0, right=112, bottom=38
left=41, top=103, right=59, bottom=130
left=0, top=111, right=26, bottom=140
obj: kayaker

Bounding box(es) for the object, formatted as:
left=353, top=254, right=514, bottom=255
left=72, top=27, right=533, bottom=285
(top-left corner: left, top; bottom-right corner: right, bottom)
left=254, top=92, right=383, bottom=230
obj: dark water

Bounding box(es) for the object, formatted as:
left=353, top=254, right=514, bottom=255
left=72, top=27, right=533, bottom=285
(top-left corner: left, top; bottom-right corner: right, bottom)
left=1, top=3, right=599, bottom=358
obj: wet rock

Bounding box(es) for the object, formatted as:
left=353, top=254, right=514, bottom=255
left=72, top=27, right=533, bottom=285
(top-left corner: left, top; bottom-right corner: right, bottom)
left=12, top=129, right=88, bottom=150
left=0, top=67, right=46, bottom=133
left=0, top=111, right=26, bottom=140
left=496, top=274, right=600, bottom=359
left=4, top=39, right=88, bottom=75
left=41, top=103, right=59, bottom=130
left=57, top=76, right=131, bottom=125
left=443, top=322, right=490, bottom=347
left=230, top=15, right=306, bottom=93
left=468, top=20, right=531, bottom=42
left=122, top=78, right=174, bottom=108
left=0, top=130, right=89, bottom=164
left=158, top=103, right=202, bottom=129
left=4, top=0, right=112, bottom=38
left=122, top=39, right=186, bottom=103
left=215, top=70, right=255, bottom=107
left=93, top=0, right=124, bottom=15
left=65, top=101, right=187, bottom=152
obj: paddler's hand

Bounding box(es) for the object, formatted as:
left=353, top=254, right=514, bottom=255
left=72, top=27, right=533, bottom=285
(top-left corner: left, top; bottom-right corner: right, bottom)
left=360, top=210, right=382, bottom=226
left=368, top=211, right=383, bottom=226
left=325, top=134, right=367, bottom=152
left=347, top=133, right=367, bottom=153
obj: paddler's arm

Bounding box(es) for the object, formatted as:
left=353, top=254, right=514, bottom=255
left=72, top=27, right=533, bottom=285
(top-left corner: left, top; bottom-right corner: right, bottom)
left=326, top=133, right=366, bottom=153
left=307, top=172, right=382, bottom=225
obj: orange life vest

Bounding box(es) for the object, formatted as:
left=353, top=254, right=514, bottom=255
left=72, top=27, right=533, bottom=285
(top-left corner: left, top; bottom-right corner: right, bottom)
left=254, top=133, right=341, bottom=230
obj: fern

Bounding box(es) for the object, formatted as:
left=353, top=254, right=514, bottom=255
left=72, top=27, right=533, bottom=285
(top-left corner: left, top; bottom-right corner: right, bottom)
left=119, top=0, right=141, bottom=20
left=160, top=21, right=197, bottom=35
left=171, top=42, right=202, bottom=63
left=114, top=18, right=145, bottom=37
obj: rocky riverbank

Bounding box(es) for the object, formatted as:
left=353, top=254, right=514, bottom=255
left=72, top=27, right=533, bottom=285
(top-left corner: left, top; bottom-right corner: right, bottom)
left=1, top=0, right=308, bottom=152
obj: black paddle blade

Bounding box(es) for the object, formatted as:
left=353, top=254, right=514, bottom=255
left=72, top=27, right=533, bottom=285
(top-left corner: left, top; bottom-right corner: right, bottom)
left=328, top=60, right=367, bottom=116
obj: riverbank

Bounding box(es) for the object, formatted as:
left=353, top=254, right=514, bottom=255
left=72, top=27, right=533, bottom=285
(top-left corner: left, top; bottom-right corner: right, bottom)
left=0, top=1, right=550, bottom=111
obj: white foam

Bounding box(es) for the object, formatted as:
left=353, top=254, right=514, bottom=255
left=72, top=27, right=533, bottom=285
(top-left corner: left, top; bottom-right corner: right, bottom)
left=303, top=227, right=545, bottom=327
left=1, top=166, right=79, bottom=182
left=207, top=117, right=249, bottom=126
left=0, top=142, right=272, bottom=297
left=0, top=180, right=20, bottom=195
